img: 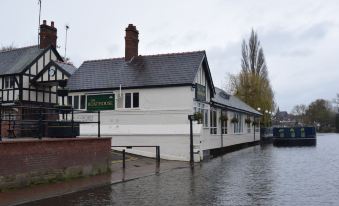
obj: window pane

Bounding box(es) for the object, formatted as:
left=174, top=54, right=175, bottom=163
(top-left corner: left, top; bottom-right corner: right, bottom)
left=203, top=110, right=208, bottom=127
left=133, top=93, right=139, bottom=108
left=125, top=93, right=131, bottom=108
left=67, top=96, right=72, bottom=106
left=80, top=95, right=86, bottom=109
left=74, top=96, right=79, bottom=109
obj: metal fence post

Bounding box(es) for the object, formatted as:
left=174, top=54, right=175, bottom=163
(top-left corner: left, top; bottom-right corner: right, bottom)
left=38, top=110, right=42, bottom=139
left=71, top=108, right=74, bottom=137
left=122, top=149, right=126, bottom=169
left=254, top=123, right=256, bottom=142
left=98, top=110, right=101, bottom=138
left=156, top=146, right=160, bottom=168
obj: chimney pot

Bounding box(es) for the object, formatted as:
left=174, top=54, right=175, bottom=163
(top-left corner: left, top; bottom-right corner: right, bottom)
left=39, top=20, right=57, bottom=49
left=125, top=24, right=139, bottom=61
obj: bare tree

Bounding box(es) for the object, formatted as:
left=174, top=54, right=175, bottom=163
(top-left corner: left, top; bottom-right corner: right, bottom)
left=0, top=43, right=16, bottom=52
left=291, top=104, right=307, bottom=124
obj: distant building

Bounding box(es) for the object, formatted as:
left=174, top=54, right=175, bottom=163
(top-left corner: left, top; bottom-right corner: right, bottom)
left=275, top=110, right=297, bottom=126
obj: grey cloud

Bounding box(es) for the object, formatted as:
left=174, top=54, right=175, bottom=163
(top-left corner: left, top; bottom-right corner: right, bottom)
left=281, top=48, right=312, bottom=57
left=299, top=22, right=332, bottom=40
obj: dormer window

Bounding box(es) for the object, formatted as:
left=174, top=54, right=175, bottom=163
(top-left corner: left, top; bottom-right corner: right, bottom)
left=4, top=76, right=15, bottom=89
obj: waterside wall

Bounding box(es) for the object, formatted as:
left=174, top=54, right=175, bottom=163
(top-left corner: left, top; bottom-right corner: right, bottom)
left=0, top=137, right=111, bottom=191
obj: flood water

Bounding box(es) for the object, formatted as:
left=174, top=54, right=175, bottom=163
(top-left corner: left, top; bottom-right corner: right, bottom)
left=22, top=133, right=339, bottom=206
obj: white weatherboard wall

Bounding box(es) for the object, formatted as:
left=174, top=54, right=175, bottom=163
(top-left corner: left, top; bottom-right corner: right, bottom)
left=72, top=81, right=260, bottom=162
left=74, top=86, right=203, bottom=161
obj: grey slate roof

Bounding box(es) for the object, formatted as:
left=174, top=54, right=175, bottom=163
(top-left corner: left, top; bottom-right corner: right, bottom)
left=212, top=87, right=262, bottom=116
left=67, top=51, right=206, bottom=91
left=0, top=45, right=43, bottom=75
left=55, top=61, right=77, bottom=75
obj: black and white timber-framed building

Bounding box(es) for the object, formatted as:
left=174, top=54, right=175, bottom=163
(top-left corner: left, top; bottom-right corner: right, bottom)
left=0, top=20, right=76, bottom=137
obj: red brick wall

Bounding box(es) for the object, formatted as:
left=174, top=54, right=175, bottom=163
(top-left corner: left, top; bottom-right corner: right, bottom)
left=0, top=138, right=111, bottom=190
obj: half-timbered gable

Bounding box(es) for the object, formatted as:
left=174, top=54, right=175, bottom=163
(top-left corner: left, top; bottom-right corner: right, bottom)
left=0, top=45, right=68, bottom=105
left=32, top=60, right=75, bottom=84
left=0, top=20, right=78, bottom=138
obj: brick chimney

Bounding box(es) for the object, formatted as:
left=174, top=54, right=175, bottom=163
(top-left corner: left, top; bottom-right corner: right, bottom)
left=39, top=20, right=57, bottom=49
left=125, top=24, right=139, bottom=61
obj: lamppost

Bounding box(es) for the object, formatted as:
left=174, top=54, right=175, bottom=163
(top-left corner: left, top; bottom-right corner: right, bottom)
left=254, top=107, right=261, bottom=141
left=269, top=111, right=273, bottom=127
left=265, top=110, right=268, bottom=127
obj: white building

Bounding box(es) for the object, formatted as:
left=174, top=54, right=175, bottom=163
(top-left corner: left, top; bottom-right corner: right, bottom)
left=67, top=24, right=261, bottom=161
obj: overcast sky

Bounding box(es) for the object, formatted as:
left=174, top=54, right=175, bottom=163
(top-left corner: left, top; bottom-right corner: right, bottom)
left=1, top=0, right=338, bottom=112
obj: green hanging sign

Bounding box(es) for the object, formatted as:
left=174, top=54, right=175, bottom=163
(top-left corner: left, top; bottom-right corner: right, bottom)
left=87, top=94, right=115, bottom=111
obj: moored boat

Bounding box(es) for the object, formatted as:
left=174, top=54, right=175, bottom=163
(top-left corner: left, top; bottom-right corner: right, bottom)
left=273, top=127, right=316, bottom=146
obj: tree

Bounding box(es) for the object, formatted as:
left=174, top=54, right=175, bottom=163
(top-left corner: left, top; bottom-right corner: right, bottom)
left=0, top=43, right=15, bottom=52
left=291, top=104, right=307, bottom=124
left=305, top=99, right=335, bottom=132
left=228, top=29, right=275, bottom=126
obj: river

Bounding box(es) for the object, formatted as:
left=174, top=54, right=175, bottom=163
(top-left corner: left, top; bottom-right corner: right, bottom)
left=22, top=133, right=339, bottom=206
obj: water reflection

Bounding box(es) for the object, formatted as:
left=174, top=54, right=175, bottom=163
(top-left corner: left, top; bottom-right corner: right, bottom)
left=22, top=134, right=339, bottom=206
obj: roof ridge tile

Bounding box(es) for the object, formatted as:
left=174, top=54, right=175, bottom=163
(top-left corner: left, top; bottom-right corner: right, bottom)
left=84, top=57, right=125, bottom=63
left=82, top=50, right=205, bottom=63
left=138, top=50, right=205, bottom=57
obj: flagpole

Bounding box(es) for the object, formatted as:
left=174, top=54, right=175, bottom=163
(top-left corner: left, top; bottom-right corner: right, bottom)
left=64, top=25, right=69, bottom=60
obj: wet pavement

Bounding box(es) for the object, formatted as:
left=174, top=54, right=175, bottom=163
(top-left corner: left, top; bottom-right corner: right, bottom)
left=0, top=151, right=189, bottom=206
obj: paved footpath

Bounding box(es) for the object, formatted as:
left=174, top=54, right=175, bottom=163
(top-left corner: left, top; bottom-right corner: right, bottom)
left=0, top=151, right=190, bottom=206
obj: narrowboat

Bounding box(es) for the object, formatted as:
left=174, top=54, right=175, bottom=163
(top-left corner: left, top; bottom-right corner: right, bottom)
left=272, top=127, right=316, bottom=146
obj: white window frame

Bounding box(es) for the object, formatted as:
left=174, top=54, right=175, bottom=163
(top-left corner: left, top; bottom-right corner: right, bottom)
left=221, top=110, right=228, bottom=134
left=210, top=108, right=217, bottom=134
left=194, top=103, right=209, bottom=128
left=124, top=92, right=139, bottom=109
left=233, top=113, right=243, bottom=134
left=70, top=95, right=87, bottom=110
left=247, top=115, right=251, bottom=133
